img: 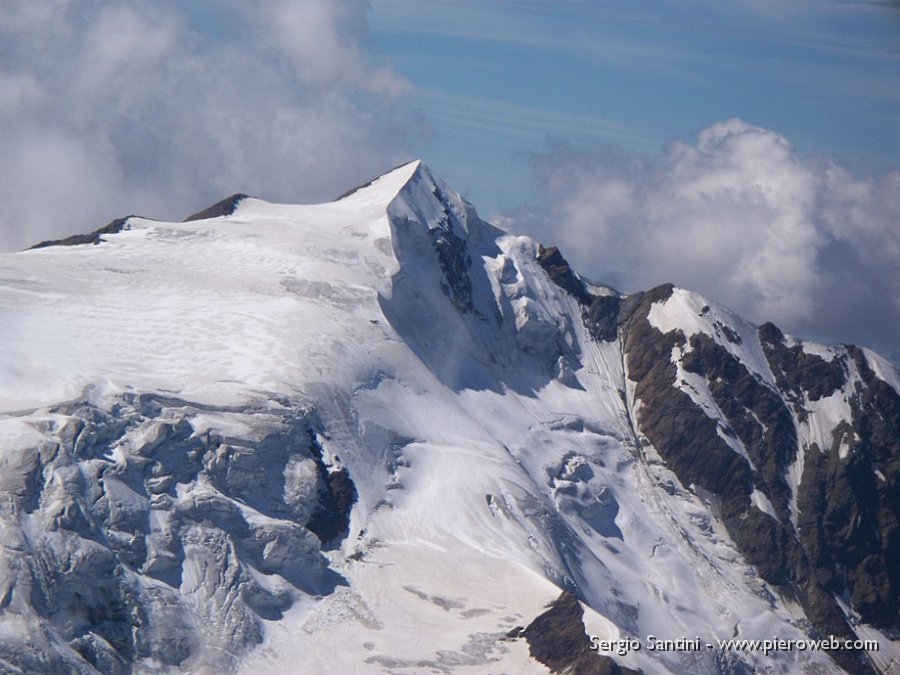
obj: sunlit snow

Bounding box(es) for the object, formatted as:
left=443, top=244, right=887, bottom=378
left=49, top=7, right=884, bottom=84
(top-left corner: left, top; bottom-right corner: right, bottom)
left=1, top=161, right=891, bottom=673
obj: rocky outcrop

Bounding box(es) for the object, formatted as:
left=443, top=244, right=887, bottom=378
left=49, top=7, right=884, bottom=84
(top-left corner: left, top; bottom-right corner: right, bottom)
left=517, top=591, right=641, bottom=675
left=182, top=193, right=249, bottom=222
left=28, top=216, right=132, bottom=250
left=794, top=345, right=900, bottom=629
left=9, top=164, right=899, bottom=675
left=618, top=286, right=770, bottom=569
left=536, top=245, right=620, bottom=342
left=759, top=322, right=848, bottom=413
left=431, top=220, right=475, bottom=314
left=305, top=430, right=358, bottom=548
left=614, top=281, right=894, bottom=674
left=536, top=245, right=593, bottom=305
left=26, top=192, right=249, bottom=251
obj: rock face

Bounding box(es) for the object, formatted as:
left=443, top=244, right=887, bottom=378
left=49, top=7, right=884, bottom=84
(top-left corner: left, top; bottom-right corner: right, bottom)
left=182, top=193, right=249, bottom=222
left=0, top=394, right=354, bottom=673
left=2, top=161, right=898, bottom=674
left=519, top=592, right=643, bottom=675
left=541, top=249, right=897, bottom=674
left=28, top=216, right=133, bottom=250
left=536, top=244, right=621, bottom=342
left=26, top=193, right=250, bottom=252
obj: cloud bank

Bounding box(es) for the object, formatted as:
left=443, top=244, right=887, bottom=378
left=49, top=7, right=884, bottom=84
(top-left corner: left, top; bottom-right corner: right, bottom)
left=0, top=0, right=420, bottom=251
left=514, top=119, right=900, bottom=360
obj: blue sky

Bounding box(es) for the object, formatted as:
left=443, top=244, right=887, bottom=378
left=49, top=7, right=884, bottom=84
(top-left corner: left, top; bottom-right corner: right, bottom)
left=367, top=0, right=900, bottom=361
left=0, top=0, right=898, bottom=361
left=369, top=0, right=900, bottom=216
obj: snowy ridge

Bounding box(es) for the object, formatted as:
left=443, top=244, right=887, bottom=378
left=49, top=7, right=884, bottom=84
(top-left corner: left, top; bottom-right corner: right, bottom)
left=647, top=287, right=777, bottom=385
left=644, top=283, right=897, bottom=523
left=630, top=276, right=899, bottom=675
left=0, top=162, right=897, bottom=674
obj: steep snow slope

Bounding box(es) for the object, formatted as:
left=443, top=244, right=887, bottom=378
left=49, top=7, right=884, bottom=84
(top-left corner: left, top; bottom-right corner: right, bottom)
left=0, top=161, right=896, bottom=674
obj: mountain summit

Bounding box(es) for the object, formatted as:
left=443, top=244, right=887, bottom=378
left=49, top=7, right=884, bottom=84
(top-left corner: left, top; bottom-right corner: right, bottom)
left=0, top=162, right=897, bottom=674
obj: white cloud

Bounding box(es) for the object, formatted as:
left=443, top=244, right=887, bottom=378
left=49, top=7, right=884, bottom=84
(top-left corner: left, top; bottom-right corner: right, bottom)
left=514, top=119, right=900, bottom=360
left=0, top=0, right=421, bottom=251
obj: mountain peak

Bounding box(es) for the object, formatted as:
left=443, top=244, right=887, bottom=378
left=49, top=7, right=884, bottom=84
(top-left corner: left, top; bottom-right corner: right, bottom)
left=0, top=163, right=897, bottom=675
left=332, top=158, right=422, bottom=202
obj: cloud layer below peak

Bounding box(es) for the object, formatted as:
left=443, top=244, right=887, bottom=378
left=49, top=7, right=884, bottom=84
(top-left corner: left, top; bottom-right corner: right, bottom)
left=0, top=0, right=420, bottom=251
left=513, top=119, right=900, bottom=360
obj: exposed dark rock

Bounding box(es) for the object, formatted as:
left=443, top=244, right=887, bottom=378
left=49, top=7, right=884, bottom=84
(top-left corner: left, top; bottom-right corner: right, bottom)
left=26, top=192, right=249, bottom=250
left=619, top=285, right=755, bottom=526
left=681, top=332, right=797, bottom=522
left=618, top=289, right=876, bottom=673
left=757, top=320, right=784, bottom=344
left=585, top=295, right=622, bottom=342
left=795, top=346, right=900, bottom=631
left=28, top=216, right=132, bottom=250
left=422, top=181, right=486, bottom=317
left=535, top=244, right=621, bottom=342
left=431, top=221, right=474, bottom=313
left=182, top=193, right=248, bottom=222
left=505, top=625, right=525, bottom=639
left=522, top=591, right=641, bottom=675
left=305, top=430, right=358, bottom=548
left=759, top=322, right=848, bottom=404
left=755, top=325, right=900, bottom=633
left=716, top=321, right=742, bottom=344
left=617, top=285, right=671, bottom=327
left=536, top=245, right=593, bottom=305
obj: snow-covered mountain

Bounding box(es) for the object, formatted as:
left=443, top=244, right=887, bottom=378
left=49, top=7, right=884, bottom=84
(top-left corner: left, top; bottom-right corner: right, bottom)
left=0, top=161, right=897, bottom=674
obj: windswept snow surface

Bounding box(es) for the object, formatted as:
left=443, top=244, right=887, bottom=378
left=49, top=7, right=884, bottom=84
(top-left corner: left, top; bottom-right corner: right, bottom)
left=0, top=161, right=418, bottom=412
left=647, top=287, right=777, bottom=385
left=0, top=162, right=855, bottom=673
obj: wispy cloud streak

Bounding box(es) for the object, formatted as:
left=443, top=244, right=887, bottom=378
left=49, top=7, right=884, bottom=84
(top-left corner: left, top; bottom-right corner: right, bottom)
left=512, top=120, right=900, bottom=361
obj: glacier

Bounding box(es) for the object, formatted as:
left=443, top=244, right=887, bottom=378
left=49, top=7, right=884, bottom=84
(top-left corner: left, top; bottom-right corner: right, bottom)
left=0, top=161, right=897, bottom=674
